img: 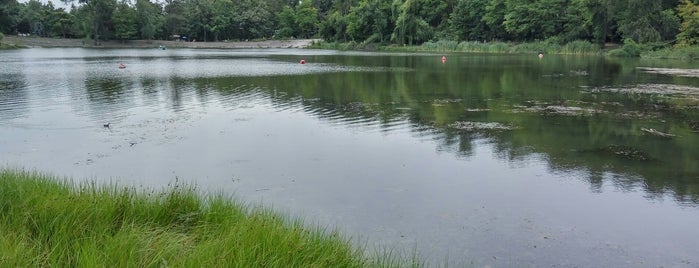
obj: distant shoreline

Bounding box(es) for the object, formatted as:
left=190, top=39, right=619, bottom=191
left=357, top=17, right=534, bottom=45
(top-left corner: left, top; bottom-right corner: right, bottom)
left=2, top=35, right=319, bottom=49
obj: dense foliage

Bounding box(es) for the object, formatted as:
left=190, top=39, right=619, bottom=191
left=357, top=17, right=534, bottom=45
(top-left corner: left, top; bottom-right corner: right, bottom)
left=1, top=0, right=698, bottom=47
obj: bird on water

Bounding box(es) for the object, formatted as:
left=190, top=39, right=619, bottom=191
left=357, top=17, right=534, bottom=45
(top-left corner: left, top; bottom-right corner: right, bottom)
left=103, top=123, right=110, bottom=128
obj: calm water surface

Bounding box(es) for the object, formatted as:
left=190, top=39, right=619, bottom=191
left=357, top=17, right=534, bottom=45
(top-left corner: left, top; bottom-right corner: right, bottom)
left=2, top=48, right=699, bottom=267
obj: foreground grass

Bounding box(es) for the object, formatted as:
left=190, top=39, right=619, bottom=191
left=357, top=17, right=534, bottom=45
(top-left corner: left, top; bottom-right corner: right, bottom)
left=0, top=169, right=420, bottom=267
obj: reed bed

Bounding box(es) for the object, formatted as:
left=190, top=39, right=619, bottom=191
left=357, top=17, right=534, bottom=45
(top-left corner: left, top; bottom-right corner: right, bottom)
left=0, top=169, right=422, bottom=267
left=380, top=40, right=601, bottom=55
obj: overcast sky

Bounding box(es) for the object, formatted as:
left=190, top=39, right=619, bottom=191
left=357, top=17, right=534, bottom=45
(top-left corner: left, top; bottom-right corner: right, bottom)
left=19, top=0, right=73, bottom=10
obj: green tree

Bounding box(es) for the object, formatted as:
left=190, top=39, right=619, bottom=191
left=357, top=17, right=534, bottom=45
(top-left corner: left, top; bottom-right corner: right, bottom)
left=392, top=0, right=432, bottom=45
left=77, top=0, right=117, bottom=44
left=500, top=0, right=591, bottom=42
left=275, top=0, right=318, bottom=39
left=163, top=0, right=188, bottom=38
left=616, top=0, right=679, bottom=43
left=18, top=0, right=44, bottom=35
left=419, top=0, right=452, bottom=34
left=112, top=1, right=137, bottom=41
left=295, top=0, right=319, bottom=38
left=319, top=10, right=349, bottom=41
left=582, top=0, right=619, bottom=46
left=49, top=9, right=74, bottom=37
left=347, top=0, right=392, bottom=42
left=236, top=0, right=275, bottom=40
left=277, top=6, right=296, bottom=38
left=0, top=0, right=21, bottom=34
left=676, top=0, right=699, bottom=46
left=482, top=0, right=508, bottom=40
left=448, top=0, right=489, bottom=41
left=136, top=0, right=163, bottom=41
left=186, top=0, right=215, bottom=41
left=312, top=0, right=333, bottom=17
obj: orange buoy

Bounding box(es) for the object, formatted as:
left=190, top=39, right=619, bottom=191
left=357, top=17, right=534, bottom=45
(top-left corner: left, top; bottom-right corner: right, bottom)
left=300, top=59, right=306, bottom=64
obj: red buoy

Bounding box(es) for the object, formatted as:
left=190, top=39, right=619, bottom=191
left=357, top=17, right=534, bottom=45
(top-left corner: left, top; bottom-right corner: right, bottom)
left=441, top=55, right=447, bottom=63
left=300, top=59, right=306, bottom=64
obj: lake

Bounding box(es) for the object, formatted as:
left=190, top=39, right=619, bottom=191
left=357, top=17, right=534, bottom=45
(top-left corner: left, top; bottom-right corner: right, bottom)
left=1, top=48, right=698, bottom=267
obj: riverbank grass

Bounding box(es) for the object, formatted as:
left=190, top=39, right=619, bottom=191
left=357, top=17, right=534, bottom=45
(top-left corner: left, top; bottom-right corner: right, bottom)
left=0, top=169, right=416, bottom=267
left=312, top=39, right=602, bottom=55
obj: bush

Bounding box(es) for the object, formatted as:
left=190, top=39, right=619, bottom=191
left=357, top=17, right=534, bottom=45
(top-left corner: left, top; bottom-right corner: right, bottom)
left=606, top=39, right=651, bottom=57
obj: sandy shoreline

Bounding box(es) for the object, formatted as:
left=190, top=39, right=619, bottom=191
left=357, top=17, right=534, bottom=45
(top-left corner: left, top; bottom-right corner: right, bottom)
left=2, top=35, right=319, bottom=49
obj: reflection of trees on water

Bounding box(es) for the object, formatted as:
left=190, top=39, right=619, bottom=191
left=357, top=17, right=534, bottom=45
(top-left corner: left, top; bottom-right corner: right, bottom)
left=72, top=54, right=699, bottom=206
left=0, top=73, right=29, bottom=121
left=227, top=56, right=699, bottom=206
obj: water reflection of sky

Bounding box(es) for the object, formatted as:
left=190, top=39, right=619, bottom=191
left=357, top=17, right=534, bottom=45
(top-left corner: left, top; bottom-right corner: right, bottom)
left=1, top=49, right=698, bottom=267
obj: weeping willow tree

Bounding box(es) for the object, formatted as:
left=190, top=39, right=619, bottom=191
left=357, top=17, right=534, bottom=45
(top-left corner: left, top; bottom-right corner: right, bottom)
left=391, top=0, right=431, bottom=45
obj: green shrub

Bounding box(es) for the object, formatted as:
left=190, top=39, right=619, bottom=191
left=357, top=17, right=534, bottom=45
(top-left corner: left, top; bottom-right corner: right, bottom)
left=607, top=39, right=651, bottom=57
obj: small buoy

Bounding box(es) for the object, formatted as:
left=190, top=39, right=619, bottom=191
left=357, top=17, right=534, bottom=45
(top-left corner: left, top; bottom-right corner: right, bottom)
left=441, top=55, right=447, bottom=61
left=300, top=59, right=306, bottom=64
left=538, top=52, right=544, bottom=59
left=118, top=63, right=126, bottom=69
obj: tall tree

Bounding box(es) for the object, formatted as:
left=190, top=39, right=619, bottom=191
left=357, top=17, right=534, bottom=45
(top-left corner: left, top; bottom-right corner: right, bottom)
left=136, top=0, right=163, bottom=41
left=237, top=0, right=275, bottom=40
left=319, top=10, right=349, bottom=41
left=448, top=0, right=489, bottom=41
left=0, top=0, right=21, bottom=34
left=112, top=1, right=137, bottom=41
left=70, top=0, right=117, bottom=44
left=676, top=0, right=699, bottom=46
left=277, top=5, right=297, bottom=38
left=392, top=0, right=432, bottom=45
left=163, top=0, right=187, bottom=38
left=616, top=0, right=679, bottom=43
left=503, top=0, right=559, bottom=41
left=347, top=0, right=392, bottom=42
left=482, top=0, right=508, bottom=40
left=295, top=0, right=319, bottom=38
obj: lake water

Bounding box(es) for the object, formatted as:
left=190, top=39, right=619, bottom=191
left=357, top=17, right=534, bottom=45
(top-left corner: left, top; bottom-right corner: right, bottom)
left=1, top=48, right=699, bottom=267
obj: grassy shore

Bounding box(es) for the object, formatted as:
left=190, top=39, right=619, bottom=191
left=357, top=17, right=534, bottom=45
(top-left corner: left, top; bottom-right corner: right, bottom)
left=310, top=40, right=603, bottom=55
left=0, top=169, right=420, bottom=267
left=0, top=35, right=317, bottom=49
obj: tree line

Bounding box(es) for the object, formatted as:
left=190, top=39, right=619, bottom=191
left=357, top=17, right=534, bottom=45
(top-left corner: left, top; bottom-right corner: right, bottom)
left=1, top=0, right=699, bottom=47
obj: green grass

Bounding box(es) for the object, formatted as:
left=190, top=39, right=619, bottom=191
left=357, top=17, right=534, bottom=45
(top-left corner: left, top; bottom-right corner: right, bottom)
left=642, top=46, right=699, bottom=60
left=376, top=40, right=601, bottom=55
left=0, top=169, right=423, bottom=267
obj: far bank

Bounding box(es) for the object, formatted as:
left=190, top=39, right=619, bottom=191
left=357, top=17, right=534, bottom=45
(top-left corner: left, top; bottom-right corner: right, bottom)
left=1, top=35, right=319, bottom=49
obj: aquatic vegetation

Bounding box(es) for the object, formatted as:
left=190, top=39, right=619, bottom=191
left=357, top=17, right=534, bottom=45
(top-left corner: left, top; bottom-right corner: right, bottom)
left=448, top=121, right=516, bottom=131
